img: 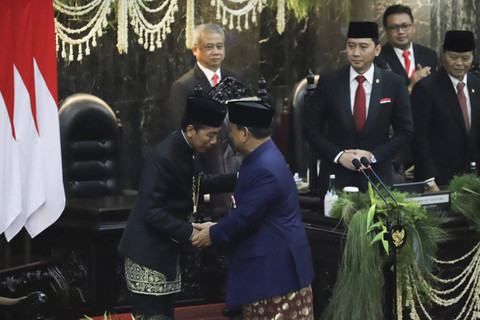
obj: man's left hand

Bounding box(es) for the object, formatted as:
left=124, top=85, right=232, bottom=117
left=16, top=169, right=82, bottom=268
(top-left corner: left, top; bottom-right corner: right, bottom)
left=408, top=64, right=432, bottom=93
left=346, top=149, right=373, bottom=166
left=191, top=222, right=216, bottom=248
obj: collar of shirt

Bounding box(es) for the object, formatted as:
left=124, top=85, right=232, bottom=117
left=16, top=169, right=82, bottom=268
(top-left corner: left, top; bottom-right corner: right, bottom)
left=197, top=61, right=221, bottom=86
left=447, top=72, right=469, bottom=93
left=349, top=64, right=375, bottom=114
left=447, top=72, right=471, bottom=126
left=181, top=129, right=193, bottom=149
left=349, top=64, right=374, bottom=84
left=393, top=43, right=415, bottom=76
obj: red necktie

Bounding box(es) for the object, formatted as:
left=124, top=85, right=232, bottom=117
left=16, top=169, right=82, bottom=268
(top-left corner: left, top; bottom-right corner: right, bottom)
left=212, top=74, right=218, bottom=86
left=402, top=51, right=414, bottom=78
left=354, top=75, right=366, bottom=133
left=457, top=82, right=470, bottom=132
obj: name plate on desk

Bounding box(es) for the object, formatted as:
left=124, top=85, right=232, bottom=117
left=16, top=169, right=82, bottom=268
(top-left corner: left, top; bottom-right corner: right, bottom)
left=406, top=191, right=450, bottom=211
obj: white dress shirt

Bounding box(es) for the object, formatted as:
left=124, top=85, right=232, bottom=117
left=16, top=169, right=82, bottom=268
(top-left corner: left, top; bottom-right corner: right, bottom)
left=197, top=62, right=221, bottom=87
left=349, top=64, right=375, bottom=116
left=448, top=73, right=471, bottom=127
left=393, top=43, right=415, bottom=78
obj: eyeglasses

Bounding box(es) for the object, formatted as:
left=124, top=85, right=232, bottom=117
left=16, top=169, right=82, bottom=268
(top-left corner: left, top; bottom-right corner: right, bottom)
left=386, top=24, right=413, bottom=32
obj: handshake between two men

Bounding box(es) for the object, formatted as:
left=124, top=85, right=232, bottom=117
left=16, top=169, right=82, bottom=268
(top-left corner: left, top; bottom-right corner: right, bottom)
left=190, top=222, right=216, bottom=248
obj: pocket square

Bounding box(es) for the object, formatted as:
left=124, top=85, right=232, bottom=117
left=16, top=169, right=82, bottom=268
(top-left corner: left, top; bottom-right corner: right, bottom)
left=380, top=98, right=391, bottom=104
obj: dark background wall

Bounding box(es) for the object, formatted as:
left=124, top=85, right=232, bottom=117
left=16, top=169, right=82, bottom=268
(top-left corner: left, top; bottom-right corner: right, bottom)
left=56, top=0, right=480, bottom=190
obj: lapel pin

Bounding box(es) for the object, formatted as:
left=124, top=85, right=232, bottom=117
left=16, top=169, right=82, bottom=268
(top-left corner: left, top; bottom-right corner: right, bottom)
left=472, top=89, right=475, bottom=93
left=376, top=79, right=380, bottom=83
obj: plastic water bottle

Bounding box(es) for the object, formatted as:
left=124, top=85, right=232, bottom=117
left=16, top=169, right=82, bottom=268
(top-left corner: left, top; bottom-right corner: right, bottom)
left=294, top=172, right=303, bottom=188
left=324, top=174, right=338, bottom=217
left=470, top=162, right=477, bottom=175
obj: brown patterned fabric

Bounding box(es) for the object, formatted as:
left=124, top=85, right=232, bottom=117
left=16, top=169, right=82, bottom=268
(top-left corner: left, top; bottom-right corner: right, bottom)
left=242, top=285, right=314, bottom=320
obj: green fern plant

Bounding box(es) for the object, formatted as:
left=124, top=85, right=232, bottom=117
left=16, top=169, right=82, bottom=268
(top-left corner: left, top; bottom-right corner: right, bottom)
left=449, top=174, right=480, bottom=231
left=324, top=183, right=446, bottom=320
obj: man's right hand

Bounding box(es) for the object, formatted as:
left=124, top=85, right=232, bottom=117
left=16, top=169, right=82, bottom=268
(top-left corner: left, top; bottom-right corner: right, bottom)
left=338, top=151, right=359, bottom=170
left=424, top=182, right=440, bottom=193
left=191, top=222, right=216, bottom=248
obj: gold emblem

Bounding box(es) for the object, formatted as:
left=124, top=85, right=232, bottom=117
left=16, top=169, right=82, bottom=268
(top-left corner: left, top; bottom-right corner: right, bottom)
left=376, top=79, right=380, bottom=83
left=391, top=226, right=406, bottom=248
left=473, top=89, right=476, bottom=93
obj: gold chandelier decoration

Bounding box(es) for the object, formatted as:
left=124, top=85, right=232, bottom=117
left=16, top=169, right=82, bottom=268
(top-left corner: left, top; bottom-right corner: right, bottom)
left=53, top=0, right=286, bottom=61
left=54, top=0, right=113, bottom=61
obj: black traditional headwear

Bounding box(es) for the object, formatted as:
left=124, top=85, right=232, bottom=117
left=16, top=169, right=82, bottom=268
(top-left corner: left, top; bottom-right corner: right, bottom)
left=227, top=100, right=274, bottom=129
left=443, top=30, right=475, bottom=53
left=207, top=76, right=258, bottom=103
left=186, top=95, right=226, bottom=127
left=347, top=21, right=379, bottom=40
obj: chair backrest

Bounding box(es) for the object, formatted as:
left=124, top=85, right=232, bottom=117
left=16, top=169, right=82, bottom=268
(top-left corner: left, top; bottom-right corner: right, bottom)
left=59, top=93, right=120, bottom=198
left=289, top=75, right=320, bottom=177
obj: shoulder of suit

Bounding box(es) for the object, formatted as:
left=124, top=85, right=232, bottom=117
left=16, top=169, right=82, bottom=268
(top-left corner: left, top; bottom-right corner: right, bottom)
left=154, top=131, right=186, bottom=155
left=468, top=73, right=480, bottom=87
left=413, top=43, right=436, bottom=54
left=414, top=70, right=439, bottom=91
left=380, top=42, right=393, bottom=51
left=173, top=67, right=197, bottom=85
left=320, top=66, right=348, bottom=80
left=379, top=43, right=394, bottom=57
left=377, top=66, right=403, bottom=82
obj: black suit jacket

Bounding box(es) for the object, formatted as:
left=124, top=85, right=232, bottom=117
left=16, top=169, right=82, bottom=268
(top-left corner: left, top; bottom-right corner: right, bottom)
left=304, top=65, right=413, bottom=194
left=376, top=42, right=438, bottom=86
left=169, top=64, right=242, bottom=215
left=118, top=130, right=236, bottom=279
left=411, top=68, right=480, bottom=186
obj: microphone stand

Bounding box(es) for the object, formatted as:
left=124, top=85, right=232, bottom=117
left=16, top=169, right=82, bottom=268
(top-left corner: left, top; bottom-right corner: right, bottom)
left=360, top=158, right=403, bottom=228
left=360, top=157, right=406, bottom=320
left=352, top=159, right=389, bottom=208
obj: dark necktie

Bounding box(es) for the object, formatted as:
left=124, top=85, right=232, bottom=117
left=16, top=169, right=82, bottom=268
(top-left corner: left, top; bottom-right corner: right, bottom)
left=212, top=74, right=218, bottom=86
left=354, top=75, right=366, bottom=133
left=457, top=82, right=470, bottom=132
left=402, top=51, right=414, bottom=78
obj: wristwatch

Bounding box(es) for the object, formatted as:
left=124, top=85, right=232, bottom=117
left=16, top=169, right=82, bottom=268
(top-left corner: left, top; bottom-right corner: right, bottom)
left=424, top=178, right=435, bottom=191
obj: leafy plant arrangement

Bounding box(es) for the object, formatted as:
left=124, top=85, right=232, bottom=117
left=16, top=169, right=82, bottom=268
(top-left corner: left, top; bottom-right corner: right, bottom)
left=83, top=313, right=135, bottom=320
left=83, top=313, right=168, bottom=320
left=323, top=184, right=446, bottom=320
left=448, top=173, right=480, bottom=231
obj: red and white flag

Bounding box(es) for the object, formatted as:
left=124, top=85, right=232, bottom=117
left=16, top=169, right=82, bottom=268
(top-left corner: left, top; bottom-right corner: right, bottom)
left=25, top=0, right=66, bottom=238
left=0, top=2, right=21, bottom=234
left=0, top=0, right=65, bottom=241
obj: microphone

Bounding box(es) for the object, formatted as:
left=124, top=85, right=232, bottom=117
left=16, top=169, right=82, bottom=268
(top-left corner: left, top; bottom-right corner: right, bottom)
left=360, top=157, right=406, bottom=248
left=360, top=157, right=400, bottom=214
left=352, top=159, right=388, bottom=208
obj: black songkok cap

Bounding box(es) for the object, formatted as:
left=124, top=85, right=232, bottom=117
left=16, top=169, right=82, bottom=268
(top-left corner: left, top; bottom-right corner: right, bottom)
left=186, top=95, right=226, bottom=127
left=443, top=30, right=475, bottom=52
left=227, top=100, right=274, bottom=128
left=347, top=21, right=379, bottom=40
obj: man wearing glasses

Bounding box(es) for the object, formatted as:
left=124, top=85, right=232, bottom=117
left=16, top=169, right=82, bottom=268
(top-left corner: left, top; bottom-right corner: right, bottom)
left=377, top=4, right=438, bottom=94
